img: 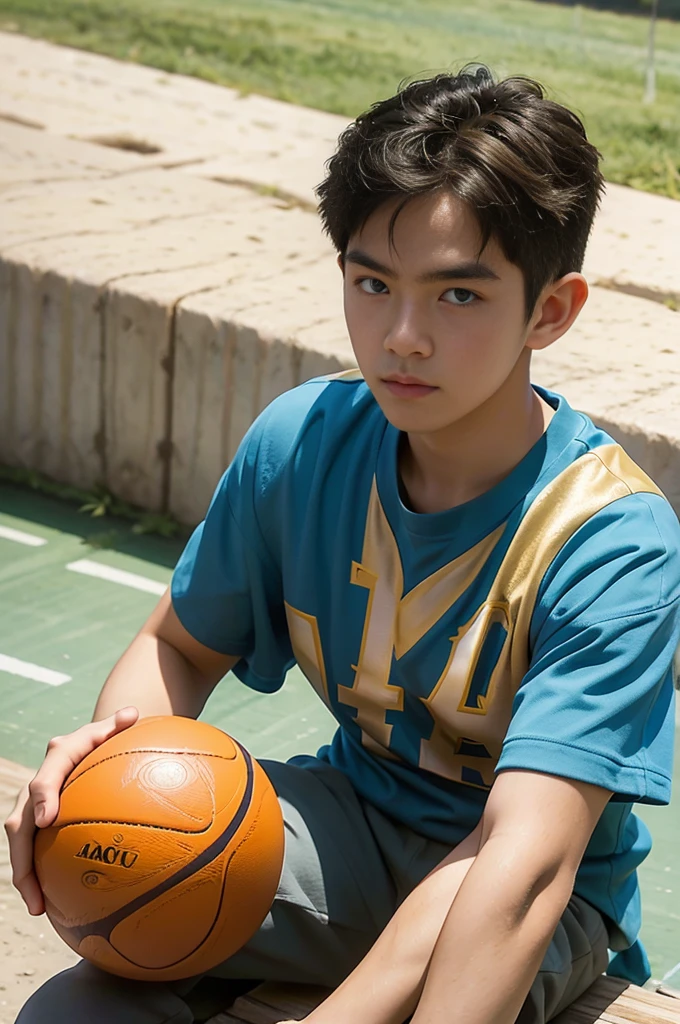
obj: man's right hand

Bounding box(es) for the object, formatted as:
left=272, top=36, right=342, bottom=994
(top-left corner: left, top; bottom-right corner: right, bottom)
left=3, top=706, right=139, bottom=916
left=4, top=589, right=238, bottom=917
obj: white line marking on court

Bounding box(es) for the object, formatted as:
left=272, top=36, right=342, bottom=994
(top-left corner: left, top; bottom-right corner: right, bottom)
left=0, top=654, right=71, bottom=686
left=0, top=525, right=47, bottom=547
left=663, top=960, right=680, bottom=983
left=66, top=559, right=167, bottom=595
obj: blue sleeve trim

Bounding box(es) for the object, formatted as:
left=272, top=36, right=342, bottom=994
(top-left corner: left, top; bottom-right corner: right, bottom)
left=232, top=657, right=290, bottom=694
left=564, top=596, right=680, bottom=630
left=497, top=736, right=672, bottom=805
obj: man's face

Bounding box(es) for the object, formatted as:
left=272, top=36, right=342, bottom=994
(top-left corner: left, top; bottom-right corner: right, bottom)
left=342, top=190, right=534, bottom=435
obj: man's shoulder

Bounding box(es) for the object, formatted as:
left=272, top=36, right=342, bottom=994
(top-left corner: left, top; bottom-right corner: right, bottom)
left=536, top=390, right=678, bottom=550
left=257, top=370, right=376, bottom=438
left=238, top=370, right=384, bottom=487
left=525, top=391, right=680, bottom=621
left=533, top=459, right=680, bottom=626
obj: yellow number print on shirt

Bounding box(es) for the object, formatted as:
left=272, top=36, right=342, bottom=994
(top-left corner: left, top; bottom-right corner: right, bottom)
left=286, top=445, right=662, bottom=788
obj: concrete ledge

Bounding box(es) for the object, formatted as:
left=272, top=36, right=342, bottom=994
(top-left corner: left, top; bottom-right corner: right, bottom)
left=2, top=31, right=678, bottom=306
left=0, top=125, right=348, bottom=519
left=170, top=287, right=348, bottom=523
left=534, top=286, right=680, bottom=511
left=1, top=36, right=679, bottom=525
left=583, top=185, right=680, bottom=307
left=0, top=30, right=344, bottom=208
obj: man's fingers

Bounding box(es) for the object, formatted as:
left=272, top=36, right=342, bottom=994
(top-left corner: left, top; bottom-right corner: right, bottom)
left=17, top=870, right=45, bottom=917
left=29, top=706, right=140, bottom=828
left=4, top=786, right=45, bottom=916
left=4, top=706, right=140, bottom=916
left=97, top=705, right=139, bottom=739
left=28, top=739, right=83, bottom=829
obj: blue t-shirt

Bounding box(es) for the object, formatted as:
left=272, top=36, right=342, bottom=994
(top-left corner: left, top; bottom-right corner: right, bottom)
left=172, top=373, right=680, bottom=985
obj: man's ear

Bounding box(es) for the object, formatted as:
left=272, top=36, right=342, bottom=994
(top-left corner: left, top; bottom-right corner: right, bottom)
left=526, top=273, right=589, bottom=352
left=337, top=253, right=345, bottom=274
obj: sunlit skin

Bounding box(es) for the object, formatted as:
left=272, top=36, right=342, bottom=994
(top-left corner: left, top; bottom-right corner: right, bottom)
left=340, top=190, right=589, bottom=513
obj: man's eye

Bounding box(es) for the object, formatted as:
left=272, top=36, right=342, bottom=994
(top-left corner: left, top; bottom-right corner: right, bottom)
left=358, top=278, right=388, bottom=295
left=442, top=288, right=476, bottom=305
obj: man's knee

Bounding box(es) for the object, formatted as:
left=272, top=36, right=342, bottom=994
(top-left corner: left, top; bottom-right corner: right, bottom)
left=15, top=960, right=194, bottom=1024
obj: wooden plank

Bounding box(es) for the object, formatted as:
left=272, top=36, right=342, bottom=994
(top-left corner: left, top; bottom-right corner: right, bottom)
left=208, top=977, right=680, bottom=1024
left=227, top=983, right=330, bottom=1023
left=553, top=977, right=680, bottom=1024
left=656, top=988, right=680, bottom=1002
left=553, top=977, right=629, bottom=1023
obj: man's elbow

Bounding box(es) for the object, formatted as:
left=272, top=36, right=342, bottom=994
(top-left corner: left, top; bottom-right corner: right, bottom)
left=482, top=834, right=578, bottom=929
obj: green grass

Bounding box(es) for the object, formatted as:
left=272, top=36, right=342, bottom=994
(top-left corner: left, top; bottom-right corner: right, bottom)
left=1, top=0, right=679, bottom=197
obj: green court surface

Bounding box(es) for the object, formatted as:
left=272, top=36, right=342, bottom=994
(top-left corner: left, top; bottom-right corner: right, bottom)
left=0, top=482, right=678, bottom=984
left=0, top=483, right=337, bottom=769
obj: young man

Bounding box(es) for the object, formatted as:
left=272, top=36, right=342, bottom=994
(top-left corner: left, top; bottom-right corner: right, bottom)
left=7, top=66, right=680, bottom=1024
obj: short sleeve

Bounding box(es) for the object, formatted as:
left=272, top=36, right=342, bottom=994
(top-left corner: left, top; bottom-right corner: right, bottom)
left=497, top=493, right=680, bottom=803
left=171, top=398, right=296, bottom=693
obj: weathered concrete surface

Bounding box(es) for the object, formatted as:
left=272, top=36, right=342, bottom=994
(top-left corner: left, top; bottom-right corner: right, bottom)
left=583, top=186, right=680, bottom=306
left=1, top=30, right=678, bottom=305
left=170, top=259, right=347, bottom=521
left=534, top=288, right=680, bottom=511
left=0, top=118, right=145, bottom=192
left=0, top=33, right=678, bottom=524
left=0, top=127, right=342, bottom=512
left=0, top=759, right=78, bottom=1024
left=0, top=30, right=343, bottom=207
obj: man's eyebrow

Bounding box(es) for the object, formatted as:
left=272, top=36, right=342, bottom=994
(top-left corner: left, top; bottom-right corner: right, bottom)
left=419, top=261, right=500, bottom=284
left=344, top=249, right=394, bottom=277
left=344, top=249, right=500, bottom=283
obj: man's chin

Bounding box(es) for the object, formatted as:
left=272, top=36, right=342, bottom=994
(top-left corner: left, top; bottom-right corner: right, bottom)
left=375, top=401, right=458, bottom=435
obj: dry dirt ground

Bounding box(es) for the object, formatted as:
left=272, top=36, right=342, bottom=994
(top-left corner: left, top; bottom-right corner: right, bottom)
left=0, top=759, right=78, bottom=1023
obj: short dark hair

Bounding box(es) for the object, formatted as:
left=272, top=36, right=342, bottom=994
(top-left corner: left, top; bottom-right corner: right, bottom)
left=316, top=65, right=604, bottom=316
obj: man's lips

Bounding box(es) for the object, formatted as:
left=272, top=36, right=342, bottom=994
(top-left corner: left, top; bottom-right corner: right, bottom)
left=381, top=376, right=438, bottom=398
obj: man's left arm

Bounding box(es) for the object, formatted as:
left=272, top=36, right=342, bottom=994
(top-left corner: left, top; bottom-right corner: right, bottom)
left=407, top=493, right=680, bottom=1024
left=411, top=769, right=611, bottom=1024
left=283, top=769, right=610, bottom=1024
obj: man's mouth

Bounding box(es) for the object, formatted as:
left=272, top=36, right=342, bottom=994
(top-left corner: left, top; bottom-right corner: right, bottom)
left=381, top=374, right=439, bottom=399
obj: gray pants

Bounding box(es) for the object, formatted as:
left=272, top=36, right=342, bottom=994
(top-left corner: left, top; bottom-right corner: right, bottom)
left=16, top=757, right=609, bottom=1024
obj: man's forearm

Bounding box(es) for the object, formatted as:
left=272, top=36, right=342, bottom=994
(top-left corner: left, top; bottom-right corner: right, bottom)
left=303, top=826, right=482, bottom=1024
left=412, top=834, right=574, bottom=1024
left=93, top=628, right=217, bottom=721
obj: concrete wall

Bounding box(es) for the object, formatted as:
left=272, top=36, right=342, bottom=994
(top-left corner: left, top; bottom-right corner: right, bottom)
left=0, top=162, right=351, bottom=522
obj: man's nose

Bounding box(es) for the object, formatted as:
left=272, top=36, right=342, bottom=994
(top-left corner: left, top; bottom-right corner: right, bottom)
left=384, top=305, right=434, bottom=358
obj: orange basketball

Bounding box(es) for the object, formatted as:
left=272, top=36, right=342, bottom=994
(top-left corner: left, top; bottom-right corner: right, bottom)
left=34, top=716, right=284, bottom=981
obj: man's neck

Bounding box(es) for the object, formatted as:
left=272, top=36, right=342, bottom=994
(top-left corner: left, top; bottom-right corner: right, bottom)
left=399, top=374, right=555, bottom=515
